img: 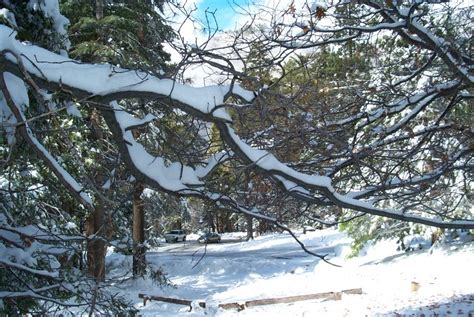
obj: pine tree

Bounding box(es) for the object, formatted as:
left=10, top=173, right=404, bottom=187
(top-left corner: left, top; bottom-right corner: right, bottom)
left=59, top=0, right=177, bottom=278
left=0, top=2, right=133, bottom=314
left=61, top=0, right=173, bottom=72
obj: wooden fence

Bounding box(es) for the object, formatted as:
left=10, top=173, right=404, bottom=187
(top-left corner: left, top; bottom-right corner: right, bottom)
left=139, top=288, right=363, bottom=312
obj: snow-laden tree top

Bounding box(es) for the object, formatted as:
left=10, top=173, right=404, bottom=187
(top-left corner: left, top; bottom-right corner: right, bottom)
left=1, top=0, right=473, bottom=236
left=0, top=1, right=472, bottom=313
left=1, top=15, right=472, bottom=230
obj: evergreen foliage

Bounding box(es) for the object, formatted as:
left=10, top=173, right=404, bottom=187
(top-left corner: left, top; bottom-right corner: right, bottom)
left=0, top=0, right=175, bottom=313
left=61, top=0, right=173, bottom=72
left=0, top=0, right=472, bottom=314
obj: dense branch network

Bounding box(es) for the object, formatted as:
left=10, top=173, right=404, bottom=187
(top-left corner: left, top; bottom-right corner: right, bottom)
left=0, top=1, right=472, bottom=314
left=1, top=3, right=472, bottom=231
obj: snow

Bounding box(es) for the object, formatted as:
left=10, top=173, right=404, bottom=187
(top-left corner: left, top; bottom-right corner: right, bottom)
left=275, top=176, right=311, bottom=195
left=113, top=102, right=204, bottom=191
left=0, top=91, right=16, bottom=144
left=311, top=1, right=328, bottom=12
left=1, top=72, right=93, bottom=207
left=104, top=229, right=473, bottom=316
left=0, top=25, right=254, bottom=121
left=65, top=102, right=82, bottom=118
left=27, top=0, right=70, bottom=49
left=3, top=72, right=29, bottom=110
left=64, top=222, right=77, bottom=230
left=0, top=8, right=17, bottom=28
left=0, top=257, right=59, bottom=278
left=194, top=152, right=228, bottom=178
left=1, top=21, right=471, bottom=228
left=232, top=84, right=255, bottom=102
left=227, top=126, right=332, bottom=188
left=29, top=127, right=93, bottom=206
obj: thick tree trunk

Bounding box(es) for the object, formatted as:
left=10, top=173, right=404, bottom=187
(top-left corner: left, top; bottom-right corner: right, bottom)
left=86, top=201, right=106, bottom=281
left=132, top=182, right=146, bottom=276
left=258, top=220, right=269, bottom=234
left=86, top=109, right=107, bottom=281
left=216, top=213, right=221, bottom=233
left=246, top=215, right=253, bottom=240
left=224, top=212, right=234, bottom=232
left=95, top=0, right=104, bottom=20
left=207, top=210, right=216, bottom=232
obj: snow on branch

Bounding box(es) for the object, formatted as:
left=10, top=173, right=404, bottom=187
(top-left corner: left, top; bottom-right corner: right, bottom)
left=0, top=257, right=59, bottom=278
left=361, top=0, right=473, bottom=84
left=112, top=101, right=203, bottom=192
left=0, top=223, right=83, bottom=244
left=0, top=71, right=93, bottom=210
left=348, top=147, right=472, bottom=200
left=0, top=284, right=61, bottom=299
left=329, top=80, right=462, bottom=128
left=215, top=122, right=473, bottom=229
left=0, top=25, right=472, bottom=229
left=0, top=26, right=254, bottom=121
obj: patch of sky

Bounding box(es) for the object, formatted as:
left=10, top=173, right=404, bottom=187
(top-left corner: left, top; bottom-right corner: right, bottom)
left=197, top=0, right=255, bottom=31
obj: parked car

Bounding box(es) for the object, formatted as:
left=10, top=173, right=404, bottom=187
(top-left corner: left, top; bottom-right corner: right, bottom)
left=303, top=226, right=316, bottom=234
left=198, top=232, right=221, bottom=244
left=164, top=230, right=186, bottom=243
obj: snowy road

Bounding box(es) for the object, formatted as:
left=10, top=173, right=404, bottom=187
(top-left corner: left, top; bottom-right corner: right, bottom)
left=107, top=229, right=474, bottom=316
left=149, top=239, right=337, bottom=260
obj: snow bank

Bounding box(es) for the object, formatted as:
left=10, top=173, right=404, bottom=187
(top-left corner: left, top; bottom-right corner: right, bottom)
left=103, top=228, right=473, bottom=316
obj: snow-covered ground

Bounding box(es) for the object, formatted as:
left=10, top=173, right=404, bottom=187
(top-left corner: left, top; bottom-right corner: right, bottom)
left=107, top=229, right=474, bottom=316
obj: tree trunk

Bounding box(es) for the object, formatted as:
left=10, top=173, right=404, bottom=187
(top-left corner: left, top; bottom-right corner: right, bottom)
left=133, top=182, right=146, bottom=276
left=258, top=220, right=269, bottom=234
left=246, top=214, right=254, bottom=240
left=208, top=210, right=216, bottom=232
left=96, top=0, right=104, bottom=20
left=86, top=201, right=106, bottom=281
left=86, top=109, right=107, bottom=281
left=216, top=213, right=221, bottom=233
left=224, top=212, right=234, bottom=232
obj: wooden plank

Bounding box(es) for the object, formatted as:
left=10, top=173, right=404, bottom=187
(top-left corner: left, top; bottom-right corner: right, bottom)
left=218, top=302, right=246, bottom=311
left=245, top=291, right=340, bottom=308
left=138, top=294, right=206, bottom=310
left=219, top=288, right=363, bottom=310
left=139, top=288, right=363, bottom=311
left=341, top=288, right=363, bottom=295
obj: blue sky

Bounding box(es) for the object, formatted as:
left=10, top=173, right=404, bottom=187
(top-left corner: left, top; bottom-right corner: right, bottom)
left=197, top=0, right=252, bottom=30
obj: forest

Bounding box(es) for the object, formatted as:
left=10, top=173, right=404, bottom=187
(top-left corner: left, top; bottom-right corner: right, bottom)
left=0, top=0, right=472, bottom=315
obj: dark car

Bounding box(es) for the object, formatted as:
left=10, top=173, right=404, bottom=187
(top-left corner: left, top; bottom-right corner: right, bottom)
left=198, top=232, right=221, bottom=244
